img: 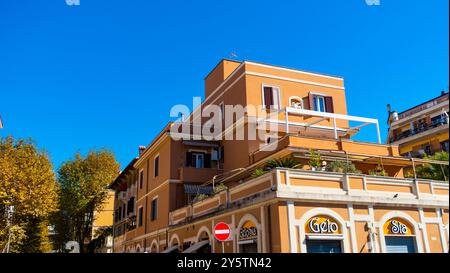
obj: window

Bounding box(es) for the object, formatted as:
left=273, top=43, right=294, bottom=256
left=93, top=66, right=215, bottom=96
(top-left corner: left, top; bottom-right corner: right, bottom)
left=441, top=141, right=449, bottom=152
left=150, top=198, right=158, bottom=221
left=139, top=170, right=144, bottom=189
left=262, top=86, right=280, bottom=110
left=118, top=206, right=122, bottom=221
left=154, top=155, right=159, bottom=177
left=309, top=93, right=334, bottom=113
left=313, top=96, right=326, bottom=112
left=186, top=152, right=211, bottom=168
left=122, top=204, right=126, bottom=218
left=138, top=207, right=143, bottom=227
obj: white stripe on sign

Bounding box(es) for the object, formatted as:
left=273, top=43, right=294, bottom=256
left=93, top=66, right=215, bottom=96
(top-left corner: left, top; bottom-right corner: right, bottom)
left=215, top=230, right=230, bottom=234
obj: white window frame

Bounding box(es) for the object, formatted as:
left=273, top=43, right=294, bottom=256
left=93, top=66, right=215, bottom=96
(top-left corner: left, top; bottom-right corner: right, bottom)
left=192, top=153, right=204, bottom=169
left=261, top=84, right=281, bottom=110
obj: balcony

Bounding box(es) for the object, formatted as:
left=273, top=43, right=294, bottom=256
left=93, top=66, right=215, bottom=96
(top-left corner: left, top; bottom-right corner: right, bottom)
left=390, top=117, right=449, bottom=144
left=169, top=168, right=449, bottom=226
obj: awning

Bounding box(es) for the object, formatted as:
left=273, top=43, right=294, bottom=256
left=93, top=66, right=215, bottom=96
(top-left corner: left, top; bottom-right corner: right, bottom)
left=184, top=184, right=214, bottom=195
left=161, top=245, right=179, bottom=253
left=182, top=240, right=210, bottom=253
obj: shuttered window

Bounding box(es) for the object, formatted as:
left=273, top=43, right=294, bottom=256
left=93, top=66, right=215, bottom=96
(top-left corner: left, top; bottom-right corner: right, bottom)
left=262, top=86, right=280, bottom=110
left=385, top=237, right=416, bottom=253
left=308, top=93, right=334, bottom=113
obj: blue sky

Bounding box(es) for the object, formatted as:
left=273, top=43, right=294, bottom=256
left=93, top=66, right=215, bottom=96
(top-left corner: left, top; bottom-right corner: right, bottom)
left=0, top=0, right=448, bottom=169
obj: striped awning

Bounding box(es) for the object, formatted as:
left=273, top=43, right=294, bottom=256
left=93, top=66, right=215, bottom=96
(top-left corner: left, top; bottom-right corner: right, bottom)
left=184, top=184, right=214, bottom=195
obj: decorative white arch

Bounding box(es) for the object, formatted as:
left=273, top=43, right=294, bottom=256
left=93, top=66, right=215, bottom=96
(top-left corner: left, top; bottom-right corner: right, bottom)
left=236, top=214, right=262, bottom=253
left=196, top=226, right=213, bottom=243
left=126, top=246, right=131, bottom=253
left=149, top=239, right=159, bottom=253
left=296, top=208, right=351, bottom=253
left=135, top=244, right=142, bottom=253
left=377, top=211, right=423, bottom=253
left=169, top=234, right=181, bottom=248
left=288, top=96, right=304, bottom=109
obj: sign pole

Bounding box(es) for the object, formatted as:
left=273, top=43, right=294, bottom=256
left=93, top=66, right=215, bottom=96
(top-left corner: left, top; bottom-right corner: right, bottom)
left=222, top=241, right=225, bottom=253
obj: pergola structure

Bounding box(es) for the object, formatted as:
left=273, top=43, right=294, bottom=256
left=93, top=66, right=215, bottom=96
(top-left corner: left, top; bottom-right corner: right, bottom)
left=258, top=107, right=382, bottom=144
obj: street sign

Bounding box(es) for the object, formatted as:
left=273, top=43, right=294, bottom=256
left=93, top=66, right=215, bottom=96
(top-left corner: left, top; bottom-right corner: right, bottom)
left=214, top=222, right=231, bottom=242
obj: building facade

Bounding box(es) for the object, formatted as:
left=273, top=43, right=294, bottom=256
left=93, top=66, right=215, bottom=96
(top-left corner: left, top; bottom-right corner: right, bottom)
left=110, top=60, right=449, bottom=253
left=387, top=91, right=449, bottom=157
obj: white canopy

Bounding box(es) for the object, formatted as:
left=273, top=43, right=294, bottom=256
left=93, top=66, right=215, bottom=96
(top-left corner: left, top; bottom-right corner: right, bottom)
left=182, top=240, right=210, bottom=253
left=161, top=245, right=179, bottom=253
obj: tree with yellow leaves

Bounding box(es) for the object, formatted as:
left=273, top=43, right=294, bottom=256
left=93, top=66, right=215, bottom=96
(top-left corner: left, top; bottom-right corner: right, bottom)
left=0, top=136, right=58, bottom=253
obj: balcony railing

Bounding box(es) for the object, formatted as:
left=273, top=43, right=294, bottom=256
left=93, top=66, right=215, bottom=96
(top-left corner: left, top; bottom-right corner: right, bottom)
left=390, top=117, right=448, bottom=143
left=168, top=168, right=448, bottom=226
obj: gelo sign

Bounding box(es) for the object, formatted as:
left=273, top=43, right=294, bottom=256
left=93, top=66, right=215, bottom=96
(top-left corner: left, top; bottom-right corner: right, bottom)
left=383, top=218, right=414, bottom=236
left=305, top=215, right=341, bottom=234
left=239, top=221, right=258, bottom=240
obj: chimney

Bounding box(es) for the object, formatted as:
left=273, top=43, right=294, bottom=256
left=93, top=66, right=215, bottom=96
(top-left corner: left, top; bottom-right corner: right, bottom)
left=441, top=90, right=446, bottom=96
left=387, top=104, right=391, bottom=113
left=139, top=146, right=146, bottom=156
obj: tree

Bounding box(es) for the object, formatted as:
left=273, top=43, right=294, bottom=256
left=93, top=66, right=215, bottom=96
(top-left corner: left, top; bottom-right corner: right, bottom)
left=416, top=152, right=449, bottom=181
left=53, top=149, right=119, bottom=253
left=0, top=136, right=58, bottom=253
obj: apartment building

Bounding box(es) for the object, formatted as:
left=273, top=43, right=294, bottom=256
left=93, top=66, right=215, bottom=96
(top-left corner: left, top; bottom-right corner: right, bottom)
left=110, top=59, right=449, bottom=253
left=387, top=91, right=449, bottom=157
left=91, top=190, right=115, bottom=253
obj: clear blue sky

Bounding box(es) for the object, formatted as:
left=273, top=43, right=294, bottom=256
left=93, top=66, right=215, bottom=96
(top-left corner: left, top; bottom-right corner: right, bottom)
left=0, top=0, right=448, bottom=169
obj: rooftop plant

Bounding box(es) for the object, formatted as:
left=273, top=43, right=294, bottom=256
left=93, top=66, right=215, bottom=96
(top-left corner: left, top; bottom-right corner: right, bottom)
left=369, top=164, right=387, bottom=177
left=325, top=160, right=361, bottom=174
left=308, top=149, right=322, bottom=170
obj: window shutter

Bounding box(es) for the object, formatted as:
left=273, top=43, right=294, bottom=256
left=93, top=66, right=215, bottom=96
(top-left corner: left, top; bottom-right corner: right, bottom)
left=263, top=87, right=273, bottom=109
left=204, top=153, right=211, bottom=168
left=186, top=152, right=192, bottom=167
left=308, top=93, right=315, bottom=110
left=325, top=96, right=334, bottom=113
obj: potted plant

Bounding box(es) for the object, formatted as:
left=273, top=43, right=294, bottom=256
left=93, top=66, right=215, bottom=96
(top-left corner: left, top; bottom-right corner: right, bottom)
left=369, top=164, right=387, bottom=177
left=308, top=149, right=321, bottom=171
left=325, top=160, right=361, bottom=174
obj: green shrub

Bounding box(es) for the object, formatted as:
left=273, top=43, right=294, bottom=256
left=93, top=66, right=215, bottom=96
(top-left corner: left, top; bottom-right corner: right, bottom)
left=325, top=161, right=361, bottom=174
left=266, top=157, right=301, bottom=169
left=369, top=165, right=387, bottom=177
left=213, top=183, right=228, bottom=194
left=308, top=149, right=321, bottom=169
left=193, top=194, right=209, bottom=202
left=251, top=168, right=268, bottom=178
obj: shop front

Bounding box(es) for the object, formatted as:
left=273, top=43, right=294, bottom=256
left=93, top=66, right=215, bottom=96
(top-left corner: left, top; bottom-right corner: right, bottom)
left=382, top=218, right=417, bottom=253
left=304, top=215, right=344, bottom=253
left=238, top=220, right=259, bottom=253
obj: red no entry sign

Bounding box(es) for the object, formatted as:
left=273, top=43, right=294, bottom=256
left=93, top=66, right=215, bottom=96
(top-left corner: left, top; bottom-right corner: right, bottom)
left=214, top=222, right=231, bottom=241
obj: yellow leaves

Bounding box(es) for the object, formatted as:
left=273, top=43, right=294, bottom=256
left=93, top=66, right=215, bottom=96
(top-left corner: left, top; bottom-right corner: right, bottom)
left=0, top=136, right=59, bottom=252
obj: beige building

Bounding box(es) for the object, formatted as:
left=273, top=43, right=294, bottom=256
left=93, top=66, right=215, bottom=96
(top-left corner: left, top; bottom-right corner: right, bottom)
left=387, top=91, right=449, bottom=157
left=110, top=59, right=449, bottom=253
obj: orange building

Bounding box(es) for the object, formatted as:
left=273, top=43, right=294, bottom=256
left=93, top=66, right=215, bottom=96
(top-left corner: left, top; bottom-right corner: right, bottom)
left=110, top=59, right=449, bottom=253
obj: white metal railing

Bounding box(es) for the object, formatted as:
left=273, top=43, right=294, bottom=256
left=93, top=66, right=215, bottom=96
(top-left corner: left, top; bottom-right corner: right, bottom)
left=259, top=107, right=381, bottom=144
